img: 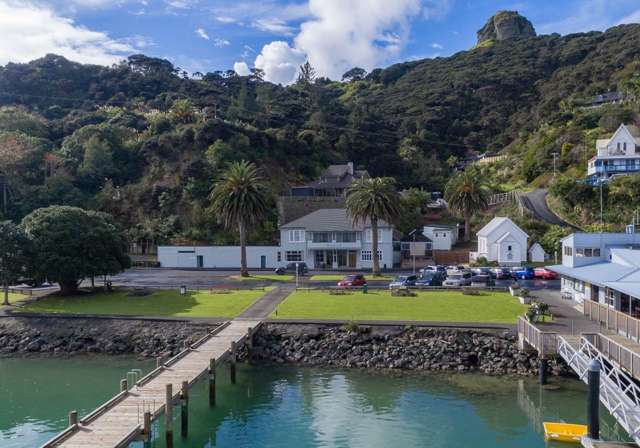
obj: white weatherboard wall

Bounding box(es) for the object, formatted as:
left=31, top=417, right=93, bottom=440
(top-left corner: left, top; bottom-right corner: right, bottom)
left=158, top=246, right=280, bottom=268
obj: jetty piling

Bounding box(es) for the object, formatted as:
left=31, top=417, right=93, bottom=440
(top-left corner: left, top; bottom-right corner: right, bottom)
left=165, top=383, right=173, bottom=448
left=209, top=359, right=216, bottom=406
left=180, top=381, right=189, bottom=438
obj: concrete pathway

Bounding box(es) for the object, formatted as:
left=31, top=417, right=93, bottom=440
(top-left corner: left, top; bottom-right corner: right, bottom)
left=238, top=285, right=296, bottom=319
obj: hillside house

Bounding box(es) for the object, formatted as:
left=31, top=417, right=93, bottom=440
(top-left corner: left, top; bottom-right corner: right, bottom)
left=587, top=123, right=640, bottom=183
left=289, top=162, right=369, bottom=197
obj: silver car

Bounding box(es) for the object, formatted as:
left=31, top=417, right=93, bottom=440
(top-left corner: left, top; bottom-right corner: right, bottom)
left=443, top=272, right=472, bottom=287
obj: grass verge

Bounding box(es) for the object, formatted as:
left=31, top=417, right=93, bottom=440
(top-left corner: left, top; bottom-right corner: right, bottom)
left=271, top=289, right=526, bottom=323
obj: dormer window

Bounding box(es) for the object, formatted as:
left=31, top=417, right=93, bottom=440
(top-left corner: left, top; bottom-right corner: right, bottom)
left=624, top=142, right=627, bottom=151
left=617, top=142, right=621, bottom=151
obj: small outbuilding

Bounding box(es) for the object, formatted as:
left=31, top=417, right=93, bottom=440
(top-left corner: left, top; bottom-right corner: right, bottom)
left=528, top=242, right=547, bottom=263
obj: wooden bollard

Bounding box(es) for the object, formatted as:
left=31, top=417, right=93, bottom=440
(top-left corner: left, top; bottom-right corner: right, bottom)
left=143, top=411, right=151, bottom=441
left=120, top=378, right=128, bottom=392
left=156, top=356, right=163, bottom=369
left=180, top=381, right=189, bottom=438
left=165, top=383, right=173, bottom=448
left=230, top=341, right=237, bottom=385
left=209, top=359, right=216, bottom=406
left=68, top=410, right=78, bottom=427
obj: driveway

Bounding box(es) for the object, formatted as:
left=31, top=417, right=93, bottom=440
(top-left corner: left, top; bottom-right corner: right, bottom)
left=521, top=189, right=577, bottom=228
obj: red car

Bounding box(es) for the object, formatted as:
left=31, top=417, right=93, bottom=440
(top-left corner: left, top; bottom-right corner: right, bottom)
left=337, top=274, right=367, bottom=287
left=534, top=268, right=558, bottom=280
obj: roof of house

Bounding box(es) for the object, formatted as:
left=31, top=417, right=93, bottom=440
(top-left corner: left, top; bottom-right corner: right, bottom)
left=477, top=217, right=529, bottom=239
left=591, top=92, right=624, bottom=104
left=548, top=248, right=640, bottom=297
left=280, top=208, right=391, bottom=231
left=529, top=242, right=545, bottom=253
left=596, top=124, right=640, bottom=149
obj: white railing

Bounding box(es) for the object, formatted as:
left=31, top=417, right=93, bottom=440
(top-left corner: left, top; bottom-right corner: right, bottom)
left=517, top=317, right=558, bottom=357
left=584, top=300, right=640, bottom=342
left=556, top=334, right=640, bottom=445
left=488, top=190, right=521, bottom=206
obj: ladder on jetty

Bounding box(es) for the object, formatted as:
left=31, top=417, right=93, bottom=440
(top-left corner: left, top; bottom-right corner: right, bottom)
left=518, top=317, right=640, bottom=445
left=41, top=318, right=261, bottom=448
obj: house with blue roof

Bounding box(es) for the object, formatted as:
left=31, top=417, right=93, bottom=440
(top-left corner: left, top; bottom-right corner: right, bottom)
left=547, top=232, right=640, bottom=317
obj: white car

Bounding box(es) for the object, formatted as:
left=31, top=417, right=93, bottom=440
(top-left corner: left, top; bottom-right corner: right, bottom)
left=443, top=272, right=472, bottom=287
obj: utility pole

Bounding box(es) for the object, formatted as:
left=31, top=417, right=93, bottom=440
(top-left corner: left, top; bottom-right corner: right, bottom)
left=0, top=172, right=7, bottom=216
left=551, top=152, right=559, bottom=178
left=599, top=179, right=604, bottom=228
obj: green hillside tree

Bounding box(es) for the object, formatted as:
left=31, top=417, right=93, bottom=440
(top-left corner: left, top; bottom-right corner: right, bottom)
left=21, top=206, right=130, bottom=295
left=347, top=178, right=401, bottom=276
left=209, top=161, right=271, bottom=277
left=445, top=168, right=489, bottom=242
left=0, top=221, right=29, bottom=305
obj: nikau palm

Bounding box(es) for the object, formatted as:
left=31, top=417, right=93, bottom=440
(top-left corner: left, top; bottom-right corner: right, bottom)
left=444, top=169, right=489, bottom=242
left=210, top=161, right=271, bottom=277
left=347, top=177, right=401, bottom=276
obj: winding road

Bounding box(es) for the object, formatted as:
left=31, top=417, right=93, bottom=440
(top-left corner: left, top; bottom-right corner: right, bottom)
left=521, top=189, right=578, bottom=229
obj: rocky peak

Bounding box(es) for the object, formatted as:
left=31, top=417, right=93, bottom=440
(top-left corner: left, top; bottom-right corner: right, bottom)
left=477, top=11, right=536, bottom=44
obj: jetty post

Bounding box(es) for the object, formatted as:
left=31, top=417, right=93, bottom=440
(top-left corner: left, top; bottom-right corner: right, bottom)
left=230, top=341, right=237, bottom=384
left=539, top=358, right=548, bottom=385
left=180, top=381, right=189, bottom=438
left=68, top=410, right=78, bottom=427
left=142, top=411, right=151, bottom=442
left=247, top=326, right=254, bottom=362
left=165, top=383, right=174, bottom=448
left=587, top=359, right=600, bottom=440
left=209, top=359, right=216, bottom=406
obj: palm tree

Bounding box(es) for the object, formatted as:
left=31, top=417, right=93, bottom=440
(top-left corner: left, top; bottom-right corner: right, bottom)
left=444, top=168, right=489, bottom=242
left=210, top=161, right=271, bottom=277
left=347, top=177, right=401, bottom=276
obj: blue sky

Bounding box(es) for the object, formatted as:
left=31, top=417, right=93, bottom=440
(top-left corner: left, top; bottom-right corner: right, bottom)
left=1, top=0, right=640, bottom=84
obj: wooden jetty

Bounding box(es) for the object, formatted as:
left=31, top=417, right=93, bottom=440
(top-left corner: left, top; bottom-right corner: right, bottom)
left=42, top=318, right=261, bottom=448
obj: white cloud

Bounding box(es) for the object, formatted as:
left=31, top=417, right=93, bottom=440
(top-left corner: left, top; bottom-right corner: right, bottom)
left=233, top=61, right=250, bottom=76
left=214, top=38, right=231, bottom=47
left=254, top=40, right=305, bottom=84
left=422, top=0, right=453, bottom=20
left=431, top=42, right=443, bottom=49
left=216, top=16, right=236, bottom=23
left=195, top=27, right=209, bottom=40
left=254, top=0, right=423, bottom=84
left=0, top=0, right=137, bottom=66
left=252, top=18, right=296, bottom=35
left=618, top=9, right=640, bottom=25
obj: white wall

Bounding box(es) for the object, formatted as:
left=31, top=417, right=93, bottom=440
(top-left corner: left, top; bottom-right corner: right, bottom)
left=562, top=233, right=640, bottom=268
left=423, top=226, right=454, bottom=250
left=529, top=245, right=546, bottom=262
left=158, top=246, right=280, bottom=268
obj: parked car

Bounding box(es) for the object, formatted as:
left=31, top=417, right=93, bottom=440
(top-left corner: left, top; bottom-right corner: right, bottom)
left=470, top=274, right=495, bottom=287
left=337, top=274, right=367, bottom=287
left=415, top=272, right=444, bottom=287
left=512, top=266, right=535, bottom=280
left=534, top=267, right=558, bottom=280
left=443, top=272, right=472, bottom=287
left=388, top=274, right=418, bottom=289
left=492, top=267, right=513, bottom=280
left=275, top=262, right=308, bottom=275
left=471, top=267, right=496, bottom=278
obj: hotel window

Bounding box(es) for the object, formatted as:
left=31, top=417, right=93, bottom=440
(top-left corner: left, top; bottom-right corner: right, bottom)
left=312, top=232, right=330, bottom=243
left=361, top=250, right=383, bottom=261
left=593, top=248, right=601, bottom=257
left=576, top=248, right=585, bottom=257
left=365, top=229, right=383, bottom=243
left=564, top=246, right=573, bottom=256
left=336, top=232, right=357, bottom=243
left=606, top=289, right=615, bottom=307
left=289, top=229, right=305, bottom=243
left=584, top=248, right=593, bottom=257
left=574, top=280, right=584, bottom=293
left=285, top=251, right=303, bottom=262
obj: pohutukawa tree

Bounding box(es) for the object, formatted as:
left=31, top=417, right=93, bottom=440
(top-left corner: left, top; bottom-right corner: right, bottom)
left=444, top=167, right=490, bottom=242
left=209, top=161, right=271, bottom=277
left=347, top=177, right=401, bottom=276
left=21, top=206, right=131, bottom=295
left=0, top=221, right=29, bottom=306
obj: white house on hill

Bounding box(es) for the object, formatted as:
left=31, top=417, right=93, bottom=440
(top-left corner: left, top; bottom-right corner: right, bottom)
left=587, top=123, right=640, bottom=183
left=471, top=217, right=528, bottom=265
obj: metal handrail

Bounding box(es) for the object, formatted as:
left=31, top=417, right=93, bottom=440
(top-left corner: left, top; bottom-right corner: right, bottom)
left=556, top=334, right=640, bottom=444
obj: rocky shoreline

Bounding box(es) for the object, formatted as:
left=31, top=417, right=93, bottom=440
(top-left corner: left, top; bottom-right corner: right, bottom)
left=0, top=317, right=212, bottom=358
left=248, top=324, right=572, bottom=377
left=0, top=318, right=571, bottom=377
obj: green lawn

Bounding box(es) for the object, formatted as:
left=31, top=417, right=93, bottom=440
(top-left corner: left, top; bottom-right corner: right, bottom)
left=18, top=289, right=266, bottom=317
left=1, top=293, right=27, bottom=305
left=272, top=290, right=526, bottom=323
left=228, top=274, right=294, bottom=282
left=309, top=274, right=394, bottom=281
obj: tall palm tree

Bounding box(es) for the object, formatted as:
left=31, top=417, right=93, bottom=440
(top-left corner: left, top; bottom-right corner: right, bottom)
left=210, top=161, right=271, bottom=277
left=347, top=177, right=401, bottom=276
left=444, top=168, right=489, bottom=242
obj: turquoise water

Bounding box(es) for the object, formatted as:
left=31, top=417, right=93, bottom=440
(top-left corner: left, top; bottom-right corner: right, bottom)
left=0, top=357, right=630, bottom=448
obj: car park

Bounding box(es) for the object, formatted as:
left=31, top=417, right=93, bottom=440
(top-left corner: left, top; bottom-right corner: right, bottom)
left=471, top=267, right=496, bottom=278
left=388, top=274, right=418, bottom=289
left=512, top=266, right=535, bottom=280
left=275, top=262, right=308, bottom=275
left=491, top=267, right=513, bottom=280
left=534, top=267, right=558, bottom=280
left=443, top=272, right=472, bottom=287
left=337, top=274, right=367, bottom=287
left=470, top=274, right=495, bottom=287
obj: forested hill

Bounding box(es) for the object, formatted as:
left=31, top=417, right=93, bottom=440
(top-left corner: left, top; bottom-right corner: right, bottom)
left=1, top=14, right=640, bottom=243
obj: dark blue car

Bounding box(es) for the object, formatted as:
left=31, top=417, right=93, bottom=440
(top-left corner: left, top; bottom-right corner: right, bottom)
left=512, top=266, right=535, bottom=280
